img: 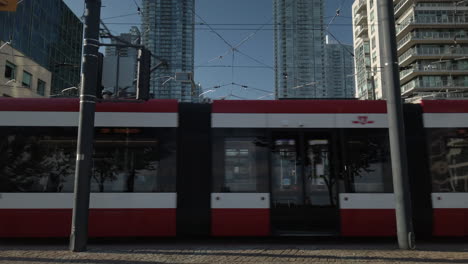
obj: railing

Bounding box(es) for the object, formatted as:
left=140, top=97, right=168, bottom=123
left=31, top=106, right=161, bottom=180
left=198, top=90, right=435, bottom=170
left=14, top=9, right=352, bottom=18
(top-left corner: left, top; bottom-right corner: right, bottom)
left=394, top=0, right=409, bottom=15
left=397, top=16, right=468, bottom=35
left=397, top=31, right=468, bottom=50
left=356, top=0, right=367, bottom=12
left=355, top=26, right=368, bottom=38
left=402, top=79, right=468, bottom=93
left=400, top=64, right=468, bottom=79
left=399, top=46, right=468, bottom=64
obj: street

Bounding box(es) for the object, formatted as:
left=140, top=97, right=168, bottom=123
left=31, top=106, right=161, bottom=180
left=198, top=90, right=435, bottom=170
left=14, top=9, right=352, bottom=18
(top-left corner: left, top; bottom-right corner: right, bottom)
left=1, top=238, right=467, bottom=264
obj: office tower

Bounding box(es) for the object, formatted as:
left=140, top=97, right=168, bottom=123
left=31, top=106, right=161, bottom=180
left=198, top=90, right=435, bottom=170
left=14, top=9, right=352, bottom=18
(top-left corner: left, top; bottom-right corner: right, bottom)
left=0, top=0, right=83, bottom=95
left=325, top=36, right=356, bottom=98
left=142, top=0, right=195, bottom=102
left=274, top=0, right=325, bottom=99
left=352, top=0, right=468, bottom=100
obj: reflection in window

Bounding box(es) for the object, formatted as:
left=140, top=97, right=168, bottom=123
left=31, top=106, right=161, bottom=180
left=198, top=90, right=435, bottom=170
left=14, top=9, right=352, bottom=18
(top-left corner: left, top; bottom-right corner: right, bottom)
left=343, top=130, right=393, bottom=193
left=0, top=127, right=176, bottom=192
left=213, top=133, right=268, bottom=193
left=428, top=128, right=468, bottom=192
left=305, top=140, right=335, bottom=206
left=0, top=128, right=76, bottom=192
left=271, top=139, right=304, bottom=206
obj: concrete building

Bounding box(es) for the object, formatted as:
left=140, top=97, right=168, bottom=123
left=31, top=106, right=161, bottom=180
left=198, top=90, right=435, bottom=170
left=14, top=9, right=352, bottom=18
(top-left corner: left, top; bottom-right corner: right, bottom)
left=274, top=0, right=326, bottom=99
left=352, top=0, right=468, bottom=100
left=324, top=36, right=356, bottom=98
left=1, top=41, right=51, bottom=98
left=0, top=0, right=83, bottom=96
left=141, top=0, right=195, bottom=102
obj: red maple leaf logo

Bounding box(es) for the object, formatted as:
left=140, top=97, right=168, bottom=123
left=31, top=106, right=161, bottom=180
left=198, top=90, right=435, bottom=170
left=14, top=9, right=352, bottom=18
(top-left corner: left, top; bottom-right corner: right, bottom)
left=352, top=116, right=375, bottom=125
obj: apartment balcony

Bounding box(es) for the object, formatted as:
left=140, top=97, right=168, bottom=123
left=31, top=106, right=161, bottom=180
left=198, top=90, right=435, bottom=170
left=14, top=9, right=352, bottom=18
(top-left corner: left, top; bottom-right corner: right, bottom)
left=354, top=12, right=367, bottom=26
left=354, top=26, right=368, bottom=39
left=355, top=0, right=367, bottom=13
left=397, top=32, right=468, bottom=55
left=401, top=79, right=468, bottom=97
left=394, top=0, right=412, bottom=18
left=396, top=16, right=468, bottom=41
left=399, top=47, right=468, bottom=67
left=400, top=64, right=468, bottom=85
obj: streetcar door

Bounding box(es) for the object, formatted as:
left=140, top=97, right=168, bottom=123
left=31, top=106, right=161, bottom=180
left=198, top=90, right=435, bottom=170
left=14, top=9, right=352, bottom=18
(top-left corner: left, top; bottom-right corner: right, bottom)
left=270, top=132, right=339, bottom=235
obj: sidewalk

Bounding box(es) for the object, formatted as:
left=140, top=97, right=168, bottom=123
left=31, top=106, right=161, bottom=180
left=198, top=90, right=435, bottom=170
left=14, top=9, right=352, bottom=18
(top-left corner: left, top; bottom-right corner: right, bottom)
left=1, top=238, right=467, bottom=264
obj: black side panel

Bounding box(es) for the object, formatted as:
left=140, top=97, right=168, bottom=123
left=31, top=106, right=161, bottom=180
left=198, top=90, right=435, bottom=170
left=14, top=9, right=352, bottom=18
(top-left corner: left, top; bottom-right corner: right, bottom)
left=404, top=104, right=432, bottom=238
left=177, top=103, right=212, bottom=236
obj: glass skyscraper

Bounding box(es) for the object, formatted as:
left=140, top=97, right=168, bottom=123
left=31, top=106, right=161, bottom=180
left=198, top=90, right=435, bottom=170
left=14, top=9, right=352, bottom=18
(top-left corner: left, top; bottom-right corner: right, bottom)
left=142, top=0, right=195, bottom=102
left=324, top=37, right=355, bottom=98
left=0, top=0, right=83, bottom=95
left=274, top=0, right=325, bottom=99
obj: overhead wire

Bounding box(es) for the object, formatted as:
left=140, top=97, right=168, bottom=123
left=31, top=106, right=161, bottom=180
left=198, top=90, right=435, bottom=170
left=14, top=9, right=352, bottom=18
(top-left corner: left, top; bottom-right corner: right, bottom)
left=101, top=13, right=140, bottom=20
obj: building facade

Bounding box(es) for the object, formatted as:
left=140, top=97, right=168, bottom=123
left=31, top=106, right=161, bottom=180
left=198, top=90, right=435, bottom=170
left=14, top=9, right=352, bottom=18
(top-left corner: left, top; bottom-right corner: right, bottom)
left=352, top=0, right=383, bottom=99
left=324, top=36, right=356, bottom=98
left=396, top=0, right=468, bottom=100
left=274, top=0, right=326, bottom=99
left=142, top=0, right=195, bottom=102
left=1, top=41, right=51, bottom=98
left=352, top=0, right=468, bottom=100
left=0, top=0, right=83, bottom=96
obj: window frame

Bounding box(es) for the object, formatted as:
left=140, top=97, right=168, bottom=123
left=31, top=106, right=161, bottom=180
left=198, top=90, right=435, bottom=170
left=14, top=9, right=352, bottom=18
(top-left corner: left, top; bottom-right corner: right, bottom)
left=37, top=79, right=46, bottom=96
left=4, top=60, right=16, bottom=80
left=22, top=70, right=32, bottom=88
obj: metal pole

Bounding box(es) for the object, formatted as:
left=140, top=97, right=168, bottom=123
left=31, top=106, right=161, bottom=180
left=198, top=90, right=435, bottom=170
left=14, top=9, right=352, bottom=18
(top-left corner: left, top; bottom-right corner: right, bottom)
left=115, top=47, right=120, bottom=96
left=70, top=0, right=101, bottom=252
left=378, top=0, right=415, bottom=250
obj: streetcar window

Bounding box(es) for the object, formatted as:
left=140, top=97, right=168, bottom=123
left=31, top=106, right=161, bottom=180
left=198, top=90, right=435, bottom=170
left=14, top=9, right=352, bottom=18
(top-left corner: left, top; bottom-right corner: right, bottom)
left=213, top=130, right=268, bottom=193
left=342, top=129, right=393, bottom=193
left=0, top=127, right=176, bottom=193
left=0, top=127, right=77, bottom=192
left=427, top=128, right=468, bottom=192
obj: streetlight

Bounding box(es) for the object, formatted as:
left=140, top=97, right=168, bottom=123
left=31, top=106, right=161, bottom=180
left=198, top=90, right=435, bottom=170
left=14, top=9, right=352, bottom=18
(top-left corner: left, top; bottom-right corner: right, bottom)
left=4, top=78, right=16, bottom=85
left=0, top=41, right=10, bottom=51
left=199, top=89, right=214, bottom=97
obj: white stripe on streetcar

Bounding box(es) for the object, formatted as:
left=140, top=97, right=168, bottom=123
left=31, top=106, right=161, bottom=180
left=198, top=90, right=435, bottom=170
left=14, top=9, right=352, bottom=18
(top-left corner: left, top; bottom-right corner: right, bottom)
left=339, top=193, right=395, bottom=209
left=424, top=113, right=468, bottom=128
left=212, top=114, right=388, bottom=128
left=0, top=193, right=177, bottom=209
left=431, top=193, right=468, bottom=209
left=0, top=112, right=178, bottom=127
left=211, top=193, right=270, bottom=209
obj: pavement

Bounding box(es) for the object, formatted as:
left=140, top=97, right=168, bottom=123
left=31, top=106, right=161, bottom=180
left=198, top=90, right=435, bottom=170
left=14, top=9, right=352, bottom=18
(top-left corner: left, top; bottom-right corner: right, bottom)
left=1, top=238, right=468, bottom=264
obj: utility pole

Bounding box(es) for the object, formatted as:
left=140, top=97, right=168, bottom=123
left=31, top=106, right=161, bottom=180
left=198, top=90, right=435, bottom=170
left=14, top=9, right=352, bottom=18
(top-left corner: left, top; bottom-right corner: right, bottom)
left=378, top=0, right=415, bottom=250
left=70, top=0, right=101, bottom=252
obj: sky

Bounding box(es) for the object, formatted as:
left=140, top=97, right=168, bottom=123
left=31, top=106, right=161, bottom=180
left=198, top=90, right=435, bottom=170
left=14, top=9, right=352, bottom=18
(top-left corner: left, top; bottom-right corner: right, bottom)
left=63, top=0, right=354, bottom=99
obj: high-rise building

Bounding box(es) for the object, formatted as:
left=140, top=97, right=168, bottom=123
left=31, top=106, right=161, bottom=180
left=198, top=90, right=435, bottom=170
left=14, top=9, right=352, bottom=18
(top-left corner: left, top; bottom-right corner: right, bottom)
left=274, top=0, right=326, bottom=99
left=324, top=36, right=355, bottom=98
left=105, top=27, right=141, bottom=58
left=352, top=0, right=468, bottom=100
left=103, top=27, right=141, bottom=96
left=0, top=0, right=83, bottom=96
left=142, top=0, right=195, bottom=102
